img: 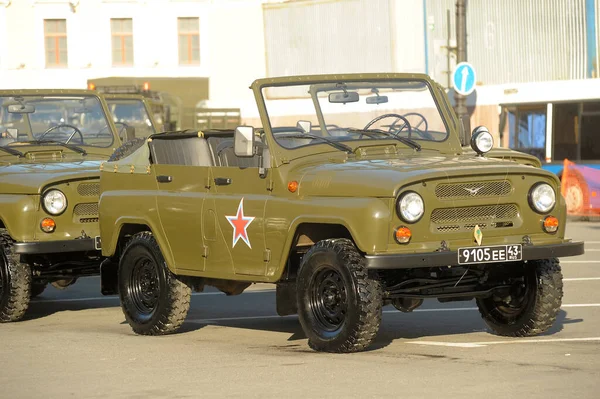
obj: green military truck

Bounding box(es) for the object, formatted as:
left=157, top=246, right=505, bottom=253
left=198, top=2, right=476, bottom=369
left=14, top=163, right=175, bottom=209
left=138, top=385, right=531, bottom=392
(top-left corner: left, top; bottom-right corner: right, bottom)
left=101, top=93, right=158, bottom=140
left=98, top=74, right=583, bottom=353
left=0, top=90, right=121, bottom=322
left=89, top=83, right=183, bottom=132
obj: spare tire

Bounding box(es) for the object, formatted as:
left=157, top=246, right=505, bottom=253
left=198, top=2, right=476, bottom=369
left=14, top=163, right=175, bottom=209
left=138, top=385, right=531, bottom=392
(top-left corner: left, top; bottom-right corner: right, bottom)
left=108, top=137, right=147, bottom=162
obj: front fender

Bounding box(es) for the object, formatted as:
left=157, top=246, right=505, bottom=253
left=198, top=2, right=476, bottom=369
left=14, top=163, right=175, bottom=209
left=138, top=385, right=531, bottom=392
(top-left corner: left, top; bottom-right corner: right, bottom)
left=99, top=190, right=176, bottom=274
left=264, top=196, right=393, bottom=280
left=0, top=194, right=38, bottom=241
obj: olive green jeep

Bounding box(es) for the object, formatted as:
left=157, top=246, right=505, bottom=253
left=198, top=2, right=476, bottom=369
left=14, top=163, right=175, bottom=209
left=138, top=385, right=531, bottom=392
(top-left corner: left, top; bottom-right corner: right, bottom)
left=0, top=89, right=122, bottom=321
left=98, top=74, right=583, bottom=353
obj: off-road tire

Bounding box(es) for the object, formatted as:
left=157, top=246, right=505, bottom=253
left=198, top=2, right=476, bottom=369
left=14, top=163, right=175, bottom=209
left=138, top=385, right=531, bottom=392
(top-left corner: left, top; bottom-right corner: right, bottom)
left=296, top=238, right=383, bottom=353
left=107, top=137, right=146, bottom=162
left=118, top=231, right=191, bottom=335
left=30, top=282, right=48, bottom=298
left=0, top=230, right=32, bottom=322
left=477, top=258, right=563, bottom=337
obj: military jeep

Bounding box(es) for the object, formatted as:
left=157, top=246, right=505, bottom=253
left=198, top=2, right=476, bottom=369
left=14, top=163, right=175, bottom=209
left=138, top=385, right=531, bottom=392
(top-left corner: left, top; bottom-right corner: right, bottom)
left=98, top=74, right=583, bottom=353
left=0, top=90, right=121, bottom=322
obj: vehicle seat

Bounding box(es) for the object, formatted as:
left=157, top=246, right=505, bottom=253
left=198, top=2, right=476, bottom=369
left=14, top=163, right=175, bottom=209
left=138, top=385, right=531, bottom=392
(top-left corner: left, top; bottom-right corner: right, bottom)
left=150, top=137, right=213, bottom=166
left=208, top=135, right=267, bottom=168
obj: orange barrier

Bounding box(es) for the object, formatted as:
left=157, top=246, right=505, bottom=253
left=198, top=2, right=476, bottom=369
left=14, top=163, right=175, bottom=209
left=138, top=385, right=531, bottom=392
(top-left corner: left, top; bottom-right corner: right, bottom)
left=560, top=159, right=600, bottom=216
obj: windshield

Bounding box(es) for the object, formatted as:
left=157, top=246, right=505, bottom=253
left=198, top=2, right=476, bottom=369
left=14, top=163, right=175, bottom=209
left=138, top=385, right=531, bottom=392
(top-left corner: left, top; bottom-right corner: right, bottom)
left=106, top=99, right=156, bottom=138
left=0, top=95, right=115, bottom=148
left=261, top=80, right=449, bottom=150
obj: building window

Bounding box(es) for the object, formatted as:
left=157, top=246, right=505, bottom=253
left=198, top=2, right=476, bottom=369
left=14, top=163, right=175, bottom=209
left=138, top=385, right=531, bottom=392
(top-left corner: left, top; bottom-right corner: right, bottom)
left=111, top=18, right=134, bottom=66
left=177, top=17, right=200, bottom=65
left=44, top=19, right=68, bottom=67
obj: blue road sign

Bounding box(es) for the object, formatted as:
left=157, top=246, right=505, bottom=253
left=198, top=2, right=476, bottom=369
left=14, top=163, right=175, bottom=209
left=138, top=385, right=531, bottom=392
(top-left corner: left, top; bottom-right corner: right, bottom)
left=452, top=62, right=476, bottom=96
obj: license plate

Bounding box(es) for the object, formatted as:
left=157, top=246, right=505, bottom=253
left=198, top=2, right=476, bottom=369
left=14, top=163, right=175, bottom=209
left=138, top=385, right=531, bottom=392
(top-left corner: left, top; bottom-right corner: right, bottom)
left=458, top=244, right=522, bottom=265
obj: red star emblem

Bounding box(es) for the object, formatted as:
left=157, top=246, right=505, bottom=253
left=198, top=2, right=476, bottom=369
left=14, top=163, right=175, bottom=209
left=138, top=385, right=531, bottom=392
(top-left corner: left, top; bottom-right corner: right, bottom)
left=225, top=198, right=255, bottom=248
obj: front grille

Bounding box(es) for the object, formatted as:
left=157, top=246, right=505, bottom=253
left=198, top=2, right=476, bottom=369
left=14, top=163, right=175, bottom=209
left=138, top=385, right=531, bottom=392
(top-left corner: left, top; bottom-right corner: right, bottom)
left=77, top=183, right=100, bottom=197
left=431, top=204, right=518, bottom=224
left=431, top=204, right=518, bottom=233
left=435, top=180, right=512, bottom=200
left=73, top=203, right=99, bottom=216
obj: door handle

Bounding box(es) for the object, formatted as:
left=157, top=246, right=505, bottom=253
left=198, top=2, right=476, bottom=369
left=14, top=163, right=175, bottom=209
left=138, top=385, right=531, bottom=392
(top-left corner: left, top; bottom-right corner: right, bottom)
left=156, top=175, right=173, bottom=183
left=214, top=177, right=232, bottom=186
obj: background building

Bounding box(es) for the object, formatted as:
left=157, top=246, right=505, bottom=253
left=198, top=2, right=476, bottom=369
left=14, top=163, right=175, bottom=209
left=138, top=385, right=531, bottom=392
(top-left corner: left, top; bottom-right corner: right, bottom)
left=1, top=0, right=599, bottom=167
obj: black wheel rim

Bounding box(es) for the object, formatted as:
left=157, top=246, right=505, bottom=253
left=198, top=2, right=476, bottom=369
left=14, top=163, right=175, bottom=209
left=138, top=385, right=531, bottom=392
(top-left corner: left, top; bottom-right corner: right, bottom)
left=308, top=267, right=348, bottom=332
left=127, top=255, right=160, bottom=317
left=485, top=273, right=535, bottom=322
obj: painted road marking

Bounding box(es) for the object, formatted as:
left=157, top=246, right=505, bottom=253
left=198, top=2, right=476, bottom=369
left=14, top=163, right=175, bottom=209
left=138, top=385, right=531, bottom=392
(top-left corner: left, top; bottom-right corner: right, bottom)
left=31, top=289, right=274, bottom=303
left=32, top=280, right=600, bottom=305
left=185, top=304, right=600, bottom=324
left=564, top=277, right=600, bottom=281
left=562, top=261, right=600, bottom=264
left=409, top=337, right=600, bottom=348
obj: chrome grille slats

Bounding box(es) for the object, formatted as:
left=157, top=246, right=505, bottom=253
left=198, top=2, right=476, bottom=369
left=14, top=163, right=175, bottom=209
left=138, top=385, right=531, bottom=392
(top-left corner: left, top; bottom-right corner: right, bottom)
left=435, top=180, right=511, bottom=200
left=77, top=183, right=100, bottom=197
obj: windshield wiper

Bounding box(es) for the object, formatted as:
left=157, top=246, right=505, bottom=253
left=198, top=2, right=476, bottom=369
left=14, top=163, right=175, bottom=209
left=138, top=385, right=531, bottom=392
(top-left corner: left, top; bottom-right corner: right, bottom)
left=0, top=146, right=24, bottom=157
left=21, top=140, right=87, bottom=155
left=347, top=128, right=422, bottom=151
left=278, top=133, right=354, bottom=154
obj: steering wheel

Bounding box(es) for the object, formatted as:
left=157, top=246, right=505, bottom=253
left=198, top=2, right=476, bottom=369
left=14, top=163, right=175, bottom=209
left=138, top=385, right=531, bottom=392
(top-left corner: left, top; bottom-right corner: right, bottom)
left=98, top=122, right=128, bottom=139
left=390, top=112, right=435, bottom=140
left=364, top=113, right=412, bottom=138
left=39, top=124, right=84, bottom=144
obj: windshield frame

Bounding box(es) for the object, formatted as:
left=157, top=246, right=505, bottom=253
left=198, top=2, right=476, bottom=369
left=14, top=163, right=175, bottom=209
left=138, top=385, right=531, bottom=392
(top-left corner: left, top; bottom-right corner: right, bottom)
left=0, top=91, right=120, bottom=149
left=103, top=95, right=158, bottom=138
left=253, top=74, right=462, bottom=162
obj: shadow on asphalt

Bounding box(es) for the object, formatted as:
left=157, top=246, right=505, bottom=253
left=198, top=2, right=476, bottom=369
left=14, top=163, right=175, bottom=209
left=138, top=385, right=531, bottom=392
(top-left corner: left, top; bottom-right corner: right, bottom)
left=21, top=295, right=583, bottom=353
left=24, top=296, right=119, bottom=321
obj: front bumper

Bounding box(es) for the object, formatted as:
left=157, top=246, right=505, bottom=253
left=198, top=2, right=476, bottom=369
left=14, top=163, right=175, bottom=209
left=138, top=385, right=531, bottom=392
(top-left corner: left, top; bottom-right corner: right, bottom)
left=13, top=237, right=101, bottom=255
left=365, top=241, right=584, bottom=269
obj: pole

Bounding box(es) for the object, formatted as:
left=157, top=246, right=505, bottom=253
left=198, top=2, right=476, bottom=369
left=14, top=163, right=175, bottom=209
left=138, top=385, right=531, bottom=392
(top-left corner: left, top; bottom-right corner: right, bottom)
left=454, top=0, right=470, bottom=143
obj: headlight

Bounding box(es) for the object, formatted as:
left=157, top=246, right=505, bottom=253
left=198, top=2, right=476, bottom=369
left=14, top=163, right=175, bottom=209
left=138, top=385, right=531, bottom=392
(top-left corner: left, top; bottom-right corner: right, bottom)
left=529, top=183, right=556, bottom=214
left=42, top=189, right=67, bottom=215
left=397, top=192, right=424, bottom=223
left=470, top=126, right=494, bottom=155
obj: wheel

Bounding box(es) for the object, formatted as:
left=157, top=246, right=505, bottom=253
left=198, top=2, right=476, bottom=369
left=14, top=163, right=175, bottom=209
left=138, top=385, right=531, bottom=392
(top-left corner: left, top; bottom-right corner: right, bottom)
left=476, top=258, right=563, bottom=337
left=0, top=230, right=32, bottom=322
left=30, top=281, right=48, bottom=298
left=296, top=238, right=383, bottom=353
left=107, top=137, right=146, bottom=162
left=118, top=231, right=191, bottom=335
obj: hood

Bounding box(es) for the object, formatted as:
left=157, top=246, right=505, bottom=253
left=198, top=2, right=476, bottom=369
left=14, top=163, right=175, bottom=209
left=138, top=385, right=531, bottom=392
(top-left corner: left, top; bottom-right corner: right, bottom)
left=0, top=159, right=102, bottom=194
left=294, top=152, right=556, bottom=197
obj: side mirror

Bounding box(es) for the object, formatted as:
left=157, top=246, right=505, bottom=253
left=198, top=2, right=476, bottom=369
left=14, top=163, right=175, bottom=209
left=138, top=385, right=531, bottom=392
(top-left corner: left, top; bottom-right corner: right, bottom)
left=296, top=120, right=311, bottom=133
left=234, top=126, right=255, bottom=157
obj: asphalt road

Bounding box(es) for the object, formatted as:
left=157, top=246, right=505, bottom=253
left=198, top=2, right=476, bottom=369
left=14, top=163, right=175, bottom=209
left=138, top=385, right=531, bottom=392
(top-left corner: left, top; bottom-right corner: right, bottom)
left=2, top=221, right=599, bottom=399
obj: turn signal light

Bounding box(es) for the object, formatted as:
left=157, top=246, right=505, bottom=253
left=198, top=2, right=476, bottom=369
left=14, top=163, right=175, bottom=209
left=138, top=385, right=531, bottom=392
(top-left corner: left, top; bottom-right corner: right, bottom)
left=394, top=226, right=412, bottom=244
left=542, top=215, right=559, bottom=233
left=88, top=83, right=96, bottom=90
left=143, top=82, right=150, bottom=91
left=288, top=180, right=298, bottom=193
left=40, top=218, right=56, bottom=233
